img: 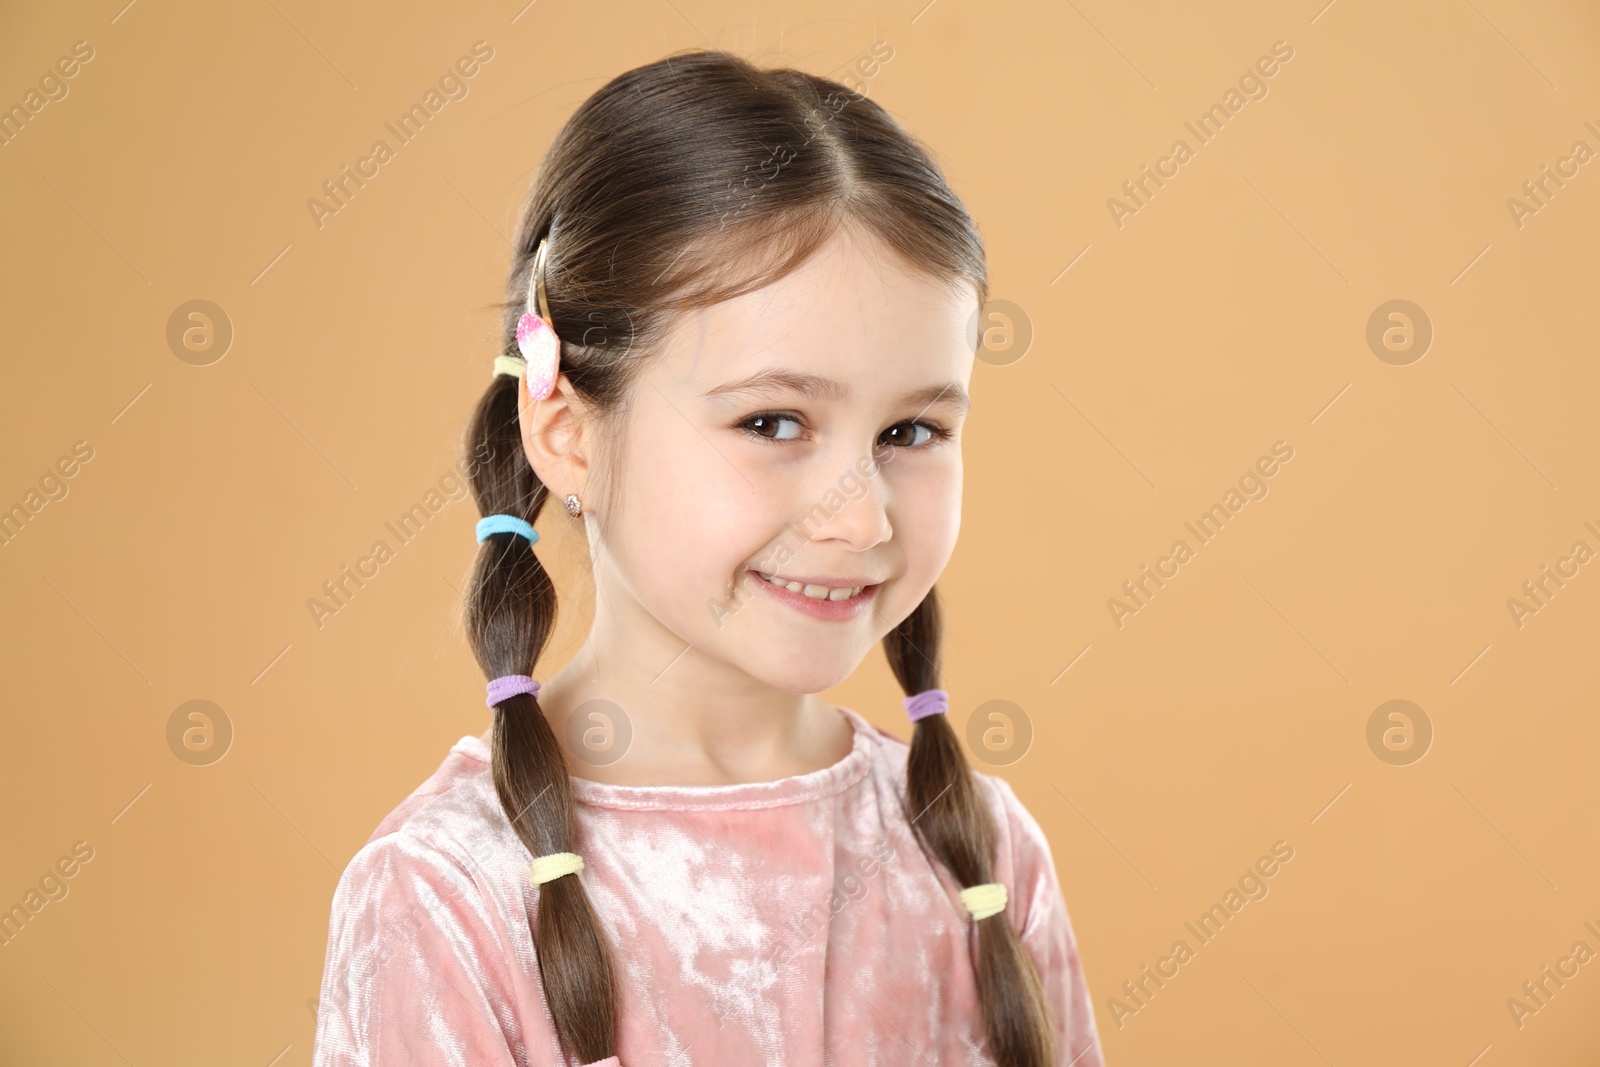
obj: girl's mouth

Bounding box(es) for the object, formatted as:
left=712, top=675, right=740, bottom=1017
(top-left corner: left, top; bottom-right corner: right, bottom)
left=749, top=570, right=881, bottom=621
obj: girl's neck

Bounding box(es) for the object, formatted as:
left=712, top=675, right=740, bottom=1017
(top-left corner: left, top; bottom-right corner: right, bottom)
left=479, top=652, right=856, bottom=788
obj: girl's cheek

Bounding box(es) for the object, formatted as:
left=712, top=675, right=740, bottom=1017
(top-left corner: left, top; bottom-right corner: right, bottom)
left=620, top=424, right=779, bottom=582
left=897, top=462, right=962, bottom=571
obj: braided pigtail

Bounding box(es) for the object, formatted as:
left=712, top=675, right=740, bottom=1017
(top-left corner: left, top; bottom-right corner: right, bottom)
left=885, top=587, right=1057, bottom=1067
left=463, top=367, right=619, bottom=1064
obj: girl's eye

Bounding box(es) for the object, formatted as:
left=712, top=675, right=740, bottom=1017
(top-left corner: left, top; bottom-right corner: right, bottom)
left=740, top=412, right=805, bottom=441
left=736, top=412, right=954, bottom=448
left=878, top=420, right=953, bottom=449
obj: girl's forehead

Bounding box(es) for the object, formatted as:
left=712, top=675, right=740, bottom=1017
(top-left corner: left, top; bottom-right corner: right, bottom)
left=661, top=297, right=975, bottom=399
left=656, top=242, right=977, bottom=390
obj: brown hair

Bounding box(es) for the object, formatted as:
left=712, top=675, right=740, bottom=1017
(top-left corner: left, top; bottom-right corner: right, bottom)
left=462, top=48, right=1056, bottom=1066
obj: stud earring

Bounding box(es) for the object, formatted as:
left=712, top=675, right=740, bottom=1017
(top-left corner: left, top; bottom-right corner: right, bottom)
left=564, top=494, right=582, bottom=517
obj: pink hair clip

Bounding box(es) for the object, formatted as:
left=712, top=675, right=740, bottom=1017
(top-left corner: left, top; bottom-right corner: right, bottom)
left=515, top=236, right=560, bottom=402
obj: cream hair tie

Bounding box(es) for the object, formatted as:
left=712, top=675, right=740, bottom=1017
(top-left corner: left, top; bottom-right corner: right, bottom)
left=530, top=851, right=584, bottom=885
left=494, top=353, right=527, bottom=379
left=959, top=882, right=1008, bottom=921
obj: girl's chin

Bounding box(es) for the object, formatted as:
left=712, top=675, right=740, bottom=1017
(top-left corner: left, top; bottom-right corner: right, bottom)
left=743, top=659, right=862, bottom=696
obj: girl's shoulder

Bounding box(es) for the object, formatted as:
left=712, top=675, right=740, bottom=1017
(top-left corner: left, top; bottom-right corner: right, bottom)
left=333, top=736, right=523, bottom=911
left=313, top=741, right=555, bottom=1067
left=970, top=771, right=1066, bottom=933
left=363, top=735, right=495, bottom=842
left=847, top=707, right=1067, bottom=932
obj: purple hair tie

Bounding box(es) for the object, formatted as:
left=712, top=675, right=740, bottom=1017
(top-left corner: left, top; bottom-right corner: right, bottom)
left=486, top=674, right=541, bottom=707
left=903, top=688, right=948, bottom=723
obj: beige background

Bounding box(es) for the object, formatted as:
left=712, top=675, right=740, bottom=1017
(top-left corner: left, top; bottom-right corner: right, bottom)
left=2, top=0, right=1598, bottom=1064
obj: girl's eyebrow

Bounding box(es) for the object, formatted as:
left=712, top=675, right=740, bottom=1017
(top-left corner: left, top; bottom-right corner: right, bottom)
left=700, top=368, right=970, bottom=413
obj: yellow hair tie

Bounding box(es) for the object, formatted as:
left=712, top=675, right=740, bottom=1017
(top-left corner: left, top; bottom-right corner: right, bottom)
left=529, top=851, right=584, bottom=885
left=959, top=882, right=1007, bottom=921
left=494, top=353, right=527, bottom=379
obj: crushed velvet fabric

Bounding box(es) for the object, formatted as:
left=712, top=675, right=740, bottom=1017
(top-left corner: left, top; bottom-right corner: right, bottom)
left=312, top=705, right=1104, bottom=1066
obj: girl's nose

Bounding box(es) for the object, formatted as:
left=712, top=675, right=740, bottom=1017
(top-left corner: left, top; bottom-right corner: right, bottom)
left=795, top=458, right=893, bottom=550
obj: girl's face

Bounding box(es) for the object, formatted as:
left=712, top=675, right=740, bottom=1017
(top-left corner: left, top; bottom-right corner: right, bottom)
left=584, top=225, right=978, bottom=695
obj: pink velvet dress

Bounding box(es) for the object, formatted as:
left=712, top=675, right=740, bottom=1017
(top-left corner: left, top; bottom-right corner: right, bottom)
left=311, top=705, right=1105, bottom=1066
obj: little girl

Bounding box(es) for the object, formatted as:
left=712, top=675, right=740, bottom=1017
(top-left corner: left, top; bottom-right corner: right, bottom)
left=313, top=49, right=1103, bottom=1067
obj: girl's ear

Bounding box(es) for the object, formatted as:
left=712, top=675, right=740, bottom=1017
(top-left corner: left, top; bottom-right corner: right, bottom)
left=518, top=370, right=592, bottom=499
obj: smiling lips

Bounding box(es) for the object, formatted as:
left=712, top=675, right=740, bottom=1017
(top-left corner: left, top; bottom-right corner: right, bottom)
left=750, top=569, right=882, bottom=620
left=755, top=571, right=872, bottom=601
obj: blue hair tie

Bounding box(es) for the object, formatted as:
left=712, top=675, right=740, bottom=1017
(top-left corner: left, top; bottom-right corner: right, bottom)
left=476, top=514, right=539, bottom=545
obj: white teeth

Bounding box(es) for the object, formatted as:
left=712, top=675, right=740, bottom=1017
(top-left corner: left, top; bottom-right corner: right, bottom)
left=757, top=572, right=864, bottom=601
